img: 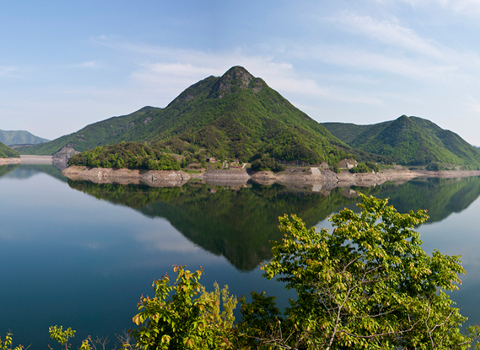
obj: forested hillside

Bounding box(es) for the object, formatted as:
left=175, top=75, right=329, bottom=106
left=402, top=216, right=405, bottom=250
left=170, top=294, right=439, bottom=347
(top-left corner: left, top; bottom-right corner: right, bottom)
left=0, top=142, right=20, bottom=158
left=323, top=115, right=480, bottom=168
left=68, top=142, right=180, bottom=170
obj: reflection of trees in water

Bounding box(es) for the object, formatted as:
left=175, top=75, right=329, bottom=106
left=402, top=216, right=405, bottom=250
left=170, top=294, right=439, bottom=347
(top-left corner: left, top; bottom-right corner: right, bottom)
left=0, top=164, right=20, bottom=178
left=0, top=163, right=67, bottom=182
left=68, top=181, right=359, bottom=271
left=67, top=176, right=480, bottom=271
left=356, top=177, right=480, bottom=224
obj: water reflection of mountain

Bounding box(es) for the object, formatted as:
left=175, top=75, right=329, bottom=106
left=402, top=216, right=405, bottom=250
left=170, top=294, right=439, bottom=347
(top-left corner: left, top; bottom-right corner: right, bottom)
left=68, top=181, right=358, bottom=271
left=359, top=176, right=480, bottom=224
left=68, top=176, right=480, bottom=271
left=2, top=164, right=67, bottom=182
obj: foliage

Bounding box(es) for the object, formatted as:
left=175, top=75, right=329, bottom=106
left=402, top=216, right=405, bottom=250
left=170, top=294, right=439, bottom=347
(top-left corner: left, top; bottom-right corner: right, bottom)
left=249, top=194, right=479, bottom=349
left=0, top=333, right=23, bottom=350
left=323, top=115, right=480, bottom=168
left=130, top=265, right=238, bottom=349
left=426, top=162, right=446, bottom=171
left=49, top=325, right=76, bottom=349
left=0, top=142, right=20, bottom=158
left=330, top=165, right=341, bottom=173
left=238, top=291, right=287, bottom=349
left=349, top=161, right=379, bottom=173
left=348, top=162, right=370, bottom=173
left=250, top=155, right=286, bottom=172
left=68, top=142, right=180, bottom=170
left=366, top=161, right=379, bottom=172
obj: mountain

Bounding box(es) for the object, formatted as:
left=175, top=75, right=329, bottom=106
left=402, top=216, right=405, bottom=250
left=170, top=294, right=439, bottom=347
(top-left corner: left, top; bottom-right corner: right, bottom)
left=0, top=130, right=49, bottom=146
left=323, top=115, right=480, bottom=169
left=17, top=66, right=353, bottom=165
left=0, top=142, right=20, bottom=158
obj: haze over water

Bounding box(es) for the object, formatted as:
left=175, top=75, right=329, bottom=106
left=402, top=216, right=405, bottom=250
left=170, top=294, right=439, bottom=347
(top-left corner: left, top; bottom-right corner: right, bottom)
left=2, top=163, right=480, bottom=348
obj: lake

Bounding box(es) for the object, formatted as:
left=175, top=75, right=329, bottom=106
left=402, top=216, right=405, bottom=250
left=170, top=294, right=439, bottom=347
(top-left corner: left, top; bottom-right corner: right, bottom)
left=2, top=163, right=480, bottom=348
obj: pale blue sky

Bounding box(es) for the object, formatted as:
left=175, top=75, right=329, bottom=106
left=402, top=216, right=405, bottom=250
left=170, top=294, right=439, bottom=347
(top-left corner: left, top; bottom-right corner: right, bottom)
left=2, top=0, right=480, bottom=145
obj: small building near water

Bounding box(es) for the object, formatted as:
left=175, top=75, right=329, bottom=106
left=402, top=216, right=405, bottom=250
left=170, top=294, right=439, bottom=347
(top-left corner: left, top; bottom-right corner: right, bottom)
left=337, top=158, right=358, bottom=169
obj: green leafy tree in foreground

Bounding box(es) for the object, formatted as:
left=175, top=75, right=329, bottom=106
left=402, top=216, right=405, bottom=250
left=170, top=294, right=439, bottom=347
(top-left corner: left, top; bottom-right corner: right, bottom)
left=252, top=194, right=480, bottom=349
left=0, top=333, right=23, bottom=350
left=129, top=265, right=238, bottom=350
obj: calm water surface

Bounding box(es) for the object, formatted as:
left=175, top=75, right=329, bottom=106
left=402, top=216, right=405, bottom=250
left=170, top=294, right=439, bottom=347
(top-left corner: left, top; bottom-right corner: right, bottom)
left=1, top=163, right=480, bottom=348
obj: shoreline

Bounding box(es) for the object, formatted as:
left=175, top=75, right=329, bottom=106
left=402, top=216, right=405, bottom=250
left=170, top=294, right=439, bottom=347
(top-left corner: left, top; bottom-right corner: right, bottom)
left=0, top=157, right=22, bottom=165
left=62, top=166, right=190, bottom=187
left=61, top=165, right=480, bottom=189
left=20, top=155, right=53, bottom=164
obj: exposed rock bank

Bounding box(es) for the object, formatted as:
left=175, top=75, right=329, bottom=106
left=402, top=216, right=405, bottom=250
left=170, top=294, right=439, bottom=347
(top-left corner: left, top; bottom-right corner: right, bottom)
left=256, top=167, right=480, bottom=188
left=62, top=165, right=480, bottom=189
left=201, top=168, right=251, bottom=186
left=62, top=166, right=190, bottom=187
left=0, top=157, right=22, bottom=165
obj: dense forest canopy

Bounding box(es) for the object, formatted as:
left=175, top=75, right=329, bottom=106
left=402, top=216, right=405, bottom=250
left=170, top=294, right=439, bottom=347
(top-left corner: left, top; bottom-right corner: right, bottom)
left=68, top=142, right=180, bottom=171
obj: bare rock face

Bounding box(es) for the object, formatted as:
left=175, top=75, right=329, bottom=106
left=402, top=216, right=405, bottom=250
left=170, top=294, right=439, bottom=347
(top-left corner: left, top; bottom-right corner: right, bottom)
left=53, top=143, right=80, bottom=170
left=53, top=143, right=80, bottom=161
left=62, top=166, right=190, bottom=187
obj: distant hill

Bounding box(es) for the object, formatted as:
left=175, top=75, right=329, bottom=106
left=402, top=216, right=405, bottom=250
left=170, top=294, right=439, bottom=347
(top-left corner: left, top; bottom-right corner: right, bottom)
left=17, top=66, right=356, bottom=165
left=0, top=130, right=49, bottom=146
left=323, top=115, right=480, bottom=169
left=0, top=142, right=20, bottom=158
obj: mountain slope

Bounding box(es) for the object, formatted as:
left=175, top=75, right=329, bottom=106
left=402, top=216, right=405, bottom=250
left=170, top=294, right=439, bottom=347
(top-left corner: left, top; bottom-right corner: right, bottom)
left=0, top=142, right=20, bottom=158
left=0, top=130, right=49, bottom=145
left=323, top=116, right=480, bottom=168
left=18, top=66, right=351, bottom=165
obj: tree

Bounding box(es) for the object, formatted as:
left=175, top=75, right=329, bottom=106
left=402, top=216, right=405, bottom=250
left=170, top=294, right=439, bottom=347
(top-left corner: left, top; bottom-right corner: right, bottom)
left=253, top=194, right=479, bottom=349
left=130, top=265, right=238, bottom=349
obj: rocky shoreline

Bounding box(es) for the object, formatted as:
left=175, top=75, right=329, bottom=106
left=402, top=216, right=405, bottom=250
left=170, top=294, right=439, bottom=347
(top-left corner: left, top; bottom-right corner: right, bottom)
left=0, top=157, right=22, bottom=165
left=62, top=166, right=191, bottom=187
left=61, top=165, right=480, bottom=189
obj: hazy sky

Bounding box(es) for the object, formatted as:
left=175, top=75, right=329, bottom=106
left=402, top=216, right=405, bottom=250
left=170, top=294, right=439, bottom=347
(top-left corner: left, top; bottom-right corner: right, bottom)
left=1, top=0, right=480, bottom=144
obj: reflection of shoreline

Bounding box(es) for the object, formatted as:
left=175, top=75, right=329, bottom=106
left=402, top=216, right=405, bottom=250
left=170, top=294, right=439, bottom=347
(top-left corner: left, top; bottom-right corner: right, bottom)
left=62, top=165, right=480, bottom=191
left=0, top=157, right=22, bottom=165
